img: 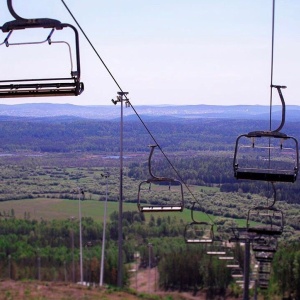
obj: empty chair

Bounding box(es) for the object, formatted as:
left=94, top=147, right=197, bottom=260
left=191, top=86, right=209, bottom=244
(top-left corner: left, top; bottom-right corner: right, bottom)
left=184, top=202, right=214, bottom=243
left=258, top=262, right=272, bottom=274
left=233, top=132, right=298, bottom=183
left=255, top=251, right=274, bottom=263
left=247, top=206, right=283, bottom=236
left=137, top=145, right=184, bottom=212
left=252, top=235, right=278, bottom=253
left=233, top=85, right=299, bottom=183
left=0, top=1, right=84, bottom=98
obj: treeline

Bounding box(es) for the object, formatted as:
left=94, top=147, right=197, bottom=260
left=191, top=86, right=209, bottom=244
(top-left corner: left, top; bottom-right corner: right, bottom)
left=0, top=211, right=185, bottom=284
left=158, top=244, right=243, bottom=298
left=268, top=241, right=300, bottom=299
left=0, top=117, right=300, bottom=153
left=0, top=211, right=246, bottom=298
left=128, top=155, right=300, bottom=205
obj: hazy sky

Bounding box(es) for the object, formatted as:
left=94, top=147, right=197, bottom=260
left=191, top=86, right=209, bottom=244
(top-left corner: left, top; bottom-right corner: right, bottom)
left=0, top=0, right=299, bottom=106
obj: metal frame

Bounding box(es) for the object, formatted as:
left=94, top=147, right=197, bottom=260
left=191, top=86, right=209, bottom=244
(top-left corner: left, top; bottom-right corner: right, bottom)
left=258, top=262, right=272, bottom=274
left=252, top=235, right=278, bottom=253
left=184, top=202, right=214, bottom=243
left=231, top=268, right=244, bottom=279
left=137, top=145, right=184, bottom=212
left=206, top=239, right=227, bottom=256
left=233, top=133, right=298, bottom=182
left=233, top=85, right=299, bottom=183
left=0, top=0, right=84, bottom=97
left=247, top=206, right=284, bottom=236
left=254, top=251, right=274, bottom=263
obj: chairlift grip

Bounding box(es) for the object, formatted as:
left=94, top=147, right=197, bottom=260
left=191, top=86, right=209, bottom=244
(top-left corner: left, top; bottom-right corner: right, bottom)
left=148, top=145, right=158, bottom=179
left=7, top=0, right=26, bottom=21
left=147, top=144, right=174, bottom=181
left=271, top=85, right=286, bottom=133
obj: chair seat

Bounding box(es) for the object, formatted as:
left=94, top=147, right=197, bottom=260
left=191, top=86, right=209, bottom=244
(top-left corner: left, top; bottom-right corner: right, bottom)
left=0, top=79, right=84, bottom=97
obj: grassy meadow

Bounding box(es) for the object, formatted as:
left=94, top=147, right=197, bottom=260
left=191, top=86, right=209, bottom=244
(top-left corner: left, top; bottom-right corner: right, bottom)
left=0, top=197, right=249, bottom=229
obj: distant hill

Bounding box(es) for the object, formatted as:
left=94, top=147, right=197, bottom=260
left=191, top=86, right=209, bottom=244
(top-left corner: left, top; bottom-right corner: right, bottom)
left=0, top=103, right=299, bottom=121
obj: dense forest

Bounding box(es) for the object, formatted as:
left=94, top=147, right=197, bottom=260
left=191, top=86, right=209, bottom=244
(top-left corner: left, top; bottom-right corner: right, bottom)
left=0, top=115, right=299, bottom=298
left=0, top=116, right=299, bottom=153
left=0, top=212, right=299, bottom=299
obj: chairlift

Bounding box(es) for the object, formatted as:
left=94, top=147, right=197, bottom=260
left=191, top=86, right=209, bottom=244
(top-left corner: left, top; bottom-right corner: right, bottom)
left=137, top=145, right=184, bottom=212
left=252, top=235, right=278, bottom=253
left=184, top=202, right=214, bottom=243
left=206, top=238, right=228, bottom=256
left=226, top=263, right=240, bottom=268
left=226, top=258, right=240, bottom=268
left=247, top=206, right=283, bottom=236
left=219, top=255, right=235, bottom=261
left=229, top=226, right=257, bottom=243
left=231, top=268, right=244, bottom=279
left=233, top=85, right=299, bottom=183
left=258, top=262, right=271, bottom=275
left=258, top=275, right=270, bottom=289
left=206, top=250, right=227, bottom=255
left=259, top=283, right=269, bottom=290
left=218, top=246, right=235, bottom=261
left=258, top=272, right=271, bottom=284
left=0, top=0, right=84, bottom=98
left=236, top=280, right=244, bottom=288
left=254, top=251, right=274, bottom=263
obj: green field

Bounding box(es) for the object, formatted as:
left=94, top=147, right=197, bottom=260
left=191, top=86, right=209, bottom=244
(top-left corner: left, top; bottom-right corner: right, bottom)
left=0, top=198, right=209, bottom=223
left=0, top=198, right=249, bottom=228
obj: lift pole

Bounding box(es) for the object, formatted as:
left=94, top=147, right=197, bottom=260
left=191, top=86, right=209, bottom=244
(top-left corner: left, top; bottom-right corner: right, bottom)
left=112, top=91, right=129, bottom=287
left=243, top=241, right=251, bottom=300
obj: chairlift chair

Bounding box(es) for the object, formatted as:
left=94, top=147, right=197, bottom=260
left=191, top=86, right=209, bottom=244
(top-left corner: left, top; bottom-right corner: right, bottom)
left=258, top=262, right=272, bottom=274
left=206, top=239, right=227, bottom=256
left=254, top=251, right=274, bottom=263
left=226, top=263, right=240, bottom=268
left=259, top=283, right=269, bottom=290
left=217, top=244, right=235, bottom=260
left=0, top=0, right=84, bottom=98
left=219, top=255, right=235, bottom=261
left=258, top=271, right=271, bottom=283
left=233, top=85, right=299, bottom=183
left=229, top=227, right=257, bottom=243
left=247, top=206, right=284, bottom=236
left=137, top=145, right=184, bottom=212
left=252, top=235, right=278, bottom=253
left=231, top=268, right=244, bottom=279
left=226, top=258, right=240, bottom=268
left=236, top=280, right=245, bottom=288
left=233, top=133, right=298, bottom=182
left=184, top=202, right=214, bottom=243
left=258, top=275, right=270, bottom=289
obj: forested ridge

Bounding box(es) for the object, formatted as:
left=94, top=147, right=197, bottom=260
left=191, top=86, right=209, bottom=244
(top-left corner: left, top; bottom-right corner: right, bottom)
left=1, top=116, right=300, bottom=204
left=1, top=116, right=299, bottom=152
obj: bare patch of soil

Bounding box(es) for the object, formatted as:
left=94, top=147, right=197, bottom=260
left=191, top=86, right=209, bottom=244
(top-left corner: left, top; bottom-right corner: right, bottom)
left=0, top=280, right=139, bottom=300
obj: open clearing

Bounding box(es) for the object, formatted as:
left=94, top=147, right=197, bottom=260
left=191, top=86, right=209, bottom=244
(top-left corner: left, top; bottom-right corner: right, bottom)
left=0, top=198, right=216, bottom=223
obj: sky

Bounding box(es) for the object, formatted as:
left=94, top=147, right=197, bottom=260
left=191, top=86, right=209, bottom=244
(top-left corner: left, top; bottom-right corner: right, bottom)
left=0, top=0, right=299, bottom=107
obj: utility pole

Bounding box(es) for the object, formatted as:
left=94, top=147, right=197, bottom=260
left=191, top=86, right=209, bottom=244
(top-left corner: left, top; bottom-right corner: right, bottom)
left=100, top=171, right=110, bottom=286
left=37, top=253, right=41, bottom=281
left=77, top=187, right=84, bottom=283
left=243, top=241, right=250, bottom=300
left=69, top=216, right=75, bottom=283
left=8, top=255, right=11, bottom=279
left=112, top=91, right=130, bottom=287
left=148, top=243, right=152, bottom=293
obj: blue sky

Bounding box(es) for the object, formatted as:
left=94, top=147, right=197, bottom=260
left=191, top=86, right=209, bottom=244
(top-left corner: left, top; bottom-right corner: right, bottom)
left=0, top=0, right=299, bottom=106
